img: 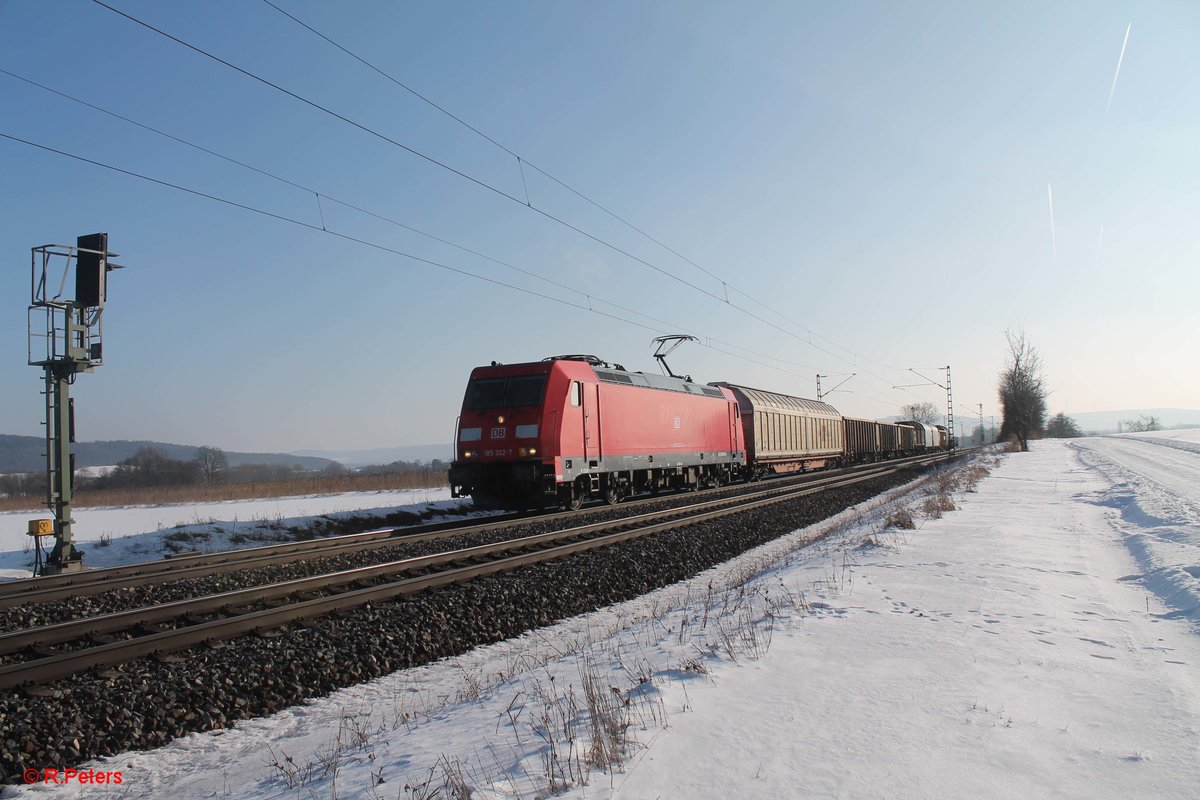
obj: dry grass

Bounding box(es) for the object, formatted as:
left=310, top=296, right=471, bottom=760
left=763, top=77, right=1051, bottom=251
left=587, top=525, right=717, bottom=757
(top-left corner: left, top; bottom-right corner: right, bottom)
left=0, top=471, right=447, bottom=513
left=884, top=507, right=916, bottom=530
left=921, top=493, right=956, bottom=519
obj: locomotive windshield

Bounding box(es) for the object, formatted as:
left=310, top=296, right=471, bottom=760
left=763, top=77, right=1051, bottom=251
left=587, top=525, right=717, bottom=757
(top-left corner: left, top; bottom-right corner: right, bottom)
left=464, top=374, right=547, bottom=410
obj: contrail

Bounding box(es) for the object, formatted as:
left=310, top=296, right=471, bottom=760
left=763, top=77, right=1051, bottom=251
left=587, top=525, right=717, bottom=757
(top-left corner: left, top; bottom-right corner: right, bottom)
left=1048, top=184, right=1057, bottom=262
left=1107, top=23, right=1132, bottom=114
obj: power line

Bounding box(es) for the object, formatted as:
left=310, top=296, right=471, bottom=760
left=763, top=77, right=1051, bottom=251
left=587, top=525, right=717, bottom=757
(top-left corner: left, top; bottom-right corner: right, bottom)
left=0, top=130, right=857, bottom=399
left=0, top=67, right=583, bottom=300
left=7, top=126, right=915, bottom=416
left=87, top=0, right=732, bottom=304
left=260, top=0, right=908, bottom=376
left=89, top=0, right=917, bottom=397
left=0, top=130, right=649, bottom=330
left=2, top=66, right=841, bottom=382
left=260, top=0, right=520, bottom=161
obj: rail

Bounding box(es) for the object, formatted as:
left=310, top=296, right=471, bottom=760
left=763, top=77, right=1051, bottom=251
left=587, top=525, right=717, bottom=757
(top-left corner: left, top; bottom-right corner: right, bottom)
left=0, top=451, right=959, bottom=689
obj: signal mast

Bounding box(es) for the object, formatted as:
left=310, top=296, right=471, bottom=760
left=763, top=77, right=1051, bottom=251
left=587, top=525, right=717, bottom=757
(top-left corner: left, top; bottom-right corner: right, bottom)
left=26, top=233, right=121, bottom=574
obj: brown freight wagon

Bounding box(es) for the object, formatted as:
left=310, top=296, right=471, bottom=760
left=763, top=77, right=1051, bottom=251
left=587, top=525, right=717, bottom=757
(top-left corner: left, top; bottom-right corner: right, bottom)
left=878, top=421, right=904, bottom=458
left=842, top=417, right=881, bottom=463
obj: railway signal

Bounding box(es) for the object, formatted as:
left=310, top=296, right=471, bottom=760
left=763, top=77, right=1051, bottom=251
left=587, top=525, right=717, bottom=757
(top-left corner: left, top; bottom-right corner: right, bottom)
left=26, top=233, right=123, bottom=575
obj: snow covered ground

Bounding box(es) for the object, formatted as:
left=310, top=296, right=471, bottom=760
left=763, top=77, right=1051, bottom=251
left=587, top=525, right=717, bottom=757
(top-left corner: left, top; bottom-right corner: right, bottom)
left=1109, top=426, right=1200, bottom=456
left=0, top=488, right=466, bottom=579
left=10, top=438, right=1200, bottom=799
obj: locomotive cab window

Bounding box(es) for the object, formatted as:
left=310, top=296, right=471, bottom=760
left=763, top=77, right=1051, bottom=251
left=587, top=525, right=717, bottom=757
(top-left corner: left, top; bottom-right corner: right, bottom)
left=507, top=375, right=548, bottom=407
left=465, top=378, right=506, bottom=410
left=570, top=381, right=582, bottom=407
left=465, top=374, right=548, bottom=410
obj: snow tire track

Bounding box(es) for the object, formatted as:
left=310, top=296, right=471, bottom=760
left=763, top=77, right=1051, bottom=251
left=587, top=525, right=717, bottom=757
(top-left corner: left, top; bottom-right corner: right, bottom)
left=1074, top=438, right=1200, bottom=626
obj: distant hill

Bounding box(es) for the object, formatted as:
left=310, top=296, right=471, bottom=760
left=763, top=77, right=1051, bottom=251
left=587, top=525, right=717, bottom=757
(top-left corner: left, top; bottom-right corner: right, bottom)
left=1063, top=409, right=1200, bottom=434
left=0, top=434, right=335, bottom=474
left=293, top=443, right=451, bottom=468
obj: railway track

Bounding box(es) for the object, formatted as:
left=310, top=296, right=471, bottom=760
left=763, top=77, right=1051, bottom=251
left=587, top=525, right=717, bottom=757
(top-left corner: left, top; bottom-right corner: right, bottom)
left=0, top=451, right=953, bottom=611
left=0, top=451, right=956, bottom=690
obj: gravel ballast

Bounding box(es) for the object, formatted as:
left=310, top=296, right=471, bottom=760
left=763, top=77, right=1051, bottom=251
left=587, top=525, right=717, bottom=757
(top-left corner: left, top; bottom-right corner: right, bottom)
left=0, top=467, right=928, bottom=783
left=0, top=471, right=861, bottom=631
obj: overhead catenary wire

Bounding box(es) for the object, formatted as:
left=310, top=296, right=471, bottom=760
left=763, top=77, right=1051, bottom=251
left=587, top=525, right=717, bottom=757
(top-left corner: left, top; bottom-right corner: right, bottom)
left=1, top=66, right=845, bottom=387
left=0, top=131, right=656, bottom=333
left=0, top=67, right=583, bottom=302
left=88, top=0, right=920, bottom=396
left=7, top=130, right=901, bottom=409
left=258, top=0, right=906, bottom=376
left=86, top=1, right=733, bottom=303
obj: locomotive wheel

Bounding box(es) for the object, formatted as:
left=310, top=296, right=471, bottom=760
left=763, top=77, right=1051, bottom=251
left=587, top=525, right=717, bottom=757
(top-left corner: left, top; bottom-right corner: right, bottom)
left=604, top=481, right=620, bottom=505
left=565, top=493, right=584, bottom=511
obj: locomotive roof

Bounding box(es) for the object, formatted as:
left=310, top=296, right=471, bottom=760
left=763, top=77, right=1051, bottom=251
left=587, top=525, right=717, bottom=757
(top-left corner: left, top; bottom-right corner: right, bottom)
left=477, top=358, right=727, bottom=399
left=591, top=365, right=726, bottom=398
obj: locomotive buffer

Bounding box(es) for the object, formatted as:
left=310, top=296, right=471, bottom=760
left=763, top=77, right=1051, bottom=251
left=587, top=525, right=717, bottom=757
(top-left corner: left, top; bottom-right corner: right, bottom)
left=26, top=234, right=122, bottom=575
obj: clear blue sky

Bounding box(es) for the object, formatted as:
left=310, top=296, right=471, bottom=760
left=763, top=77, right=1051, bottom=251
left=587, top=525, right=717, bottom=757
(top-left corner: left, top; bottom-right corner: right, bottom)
left=2, top=0, right=1196, bottom=452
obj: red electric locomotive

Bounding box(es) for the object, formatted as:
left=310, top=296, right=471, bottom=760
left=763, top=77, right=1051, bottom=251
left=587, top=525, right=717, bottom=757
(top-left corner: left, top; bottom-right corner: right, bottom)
left=448, top=355, right=746, bottom=509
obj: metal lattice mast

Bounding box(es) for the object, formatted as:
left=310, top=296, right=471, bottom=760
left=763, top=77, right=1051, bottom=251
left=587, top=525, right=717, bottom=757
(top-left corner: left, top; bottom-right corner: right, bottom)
left=945, top=366, right=954, bottom=449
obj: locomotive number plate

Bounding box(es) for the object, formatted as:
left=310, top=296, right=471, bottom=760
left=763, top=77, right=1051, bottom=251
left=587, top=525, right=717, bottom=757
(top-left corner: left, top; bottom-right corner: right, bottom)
left=491, top=427, right=507, bottom=439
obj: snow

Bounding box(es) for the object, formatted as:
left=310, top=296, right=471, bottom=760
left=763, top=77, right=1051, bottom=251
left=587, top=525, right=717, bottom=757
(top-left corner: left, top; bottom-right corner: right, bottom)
left=0, top=488, right=469, bottom=580
left=1109, top=426, right=1200, bottom=456
left=10, top=439, right=1200, bottom=799
left=1073, top=435, right=1200, bottom=625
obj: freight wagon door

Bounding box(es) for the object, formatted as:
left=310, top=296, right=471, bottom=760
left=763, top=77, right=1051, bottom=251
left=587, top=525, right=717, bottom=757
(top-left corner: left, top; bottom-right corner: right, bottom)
left=583, top=383, right=601, bottom=461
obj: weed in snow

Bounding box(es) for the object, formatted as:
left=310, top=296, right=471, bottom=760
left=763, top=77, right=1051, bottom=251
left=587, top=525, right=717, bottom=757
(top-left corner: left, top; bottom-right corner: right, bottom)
left=284, top=454, right=1003, bottom=799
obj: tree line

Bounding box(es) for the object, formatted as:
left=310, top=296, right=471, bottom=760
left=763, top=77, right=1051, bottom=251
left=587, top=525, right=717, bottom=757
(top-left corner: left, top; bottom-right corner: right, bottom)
left=0, top=446, right=446, bottom=497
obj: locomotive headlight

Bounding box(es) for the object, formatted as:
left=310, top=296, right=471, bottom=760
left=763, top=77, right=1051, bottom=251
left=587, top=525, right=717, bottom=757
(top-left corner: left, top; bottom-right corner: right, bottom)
left=496, top=415, right=506, bottom=424
left=462, top=449, right=477, bottom=459
left=518, top=447, right=539, bottom=457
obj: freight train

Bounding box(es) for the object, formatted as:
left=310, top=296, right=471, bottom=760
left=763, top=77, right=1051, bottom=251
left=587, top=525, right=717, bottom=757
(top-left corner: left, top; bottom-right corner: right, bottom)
left=448, top=355, right=951, bottom=510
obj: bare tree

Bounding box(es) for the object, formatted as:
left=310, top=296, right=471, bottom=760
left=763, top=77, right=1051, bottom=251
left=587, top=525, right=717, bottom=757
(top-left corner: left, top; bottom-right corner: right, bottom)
left=1044, top=412, right=1083, bottom=438
left=900, top=401, right=940, bottom=424
left=1123, top=414, right=1161, bottom=433
left=998, top=330, right=1047, bottom=451
left=194, top=446, right=229, bottom=484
